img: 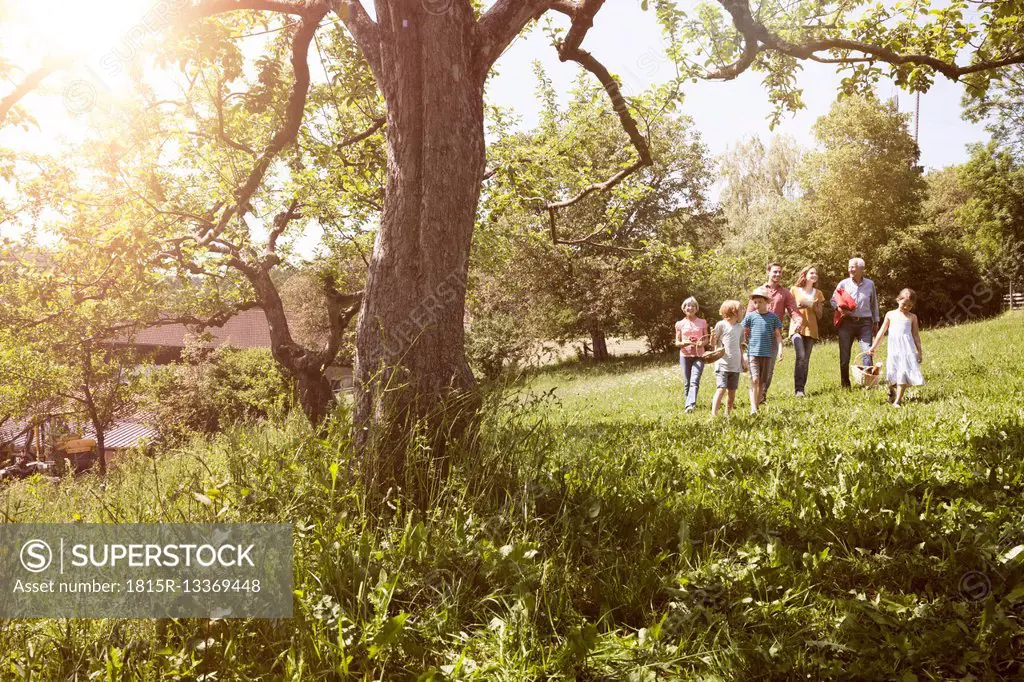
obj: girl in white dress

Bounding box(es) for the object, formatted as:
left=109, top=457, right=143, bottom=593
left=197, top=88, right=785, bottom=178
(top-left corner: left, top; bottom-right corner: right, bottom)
left=869, top=288, right=924, bottom=406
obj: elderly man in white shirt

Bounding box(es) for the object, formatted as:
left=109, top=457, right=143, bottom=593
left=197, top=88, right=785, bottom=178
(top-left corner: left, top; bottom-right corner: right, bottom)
left=830, top=257, right=880, bottom=388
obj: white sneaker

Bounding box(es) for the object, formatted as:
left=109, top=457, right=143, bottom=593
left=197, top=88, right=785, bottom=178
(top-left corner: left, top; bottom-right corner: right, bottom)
left=795, top=391, right=805, bottom=398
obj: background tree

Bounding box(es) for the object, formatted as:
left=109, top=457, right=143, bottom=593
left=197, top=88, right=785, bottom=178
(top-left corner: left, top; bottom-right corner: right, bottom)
left=0, top=227, right=161, bottom=474
left=713, top=93, right=993, bottom=324
left=477, top=80, right=711, bottom=362
left=798, top=94, right=926, bottom=270
left=963, top=64, right=1024, bottom=161
left=717, top=134, right=803, bottom=259
left=954, top=142, right=1024, bottom=293
left=873, top=222, right=986, bottom=323
left=0, top=330, right=68, bottom=459
left=44, top=14, right=383, bottom=427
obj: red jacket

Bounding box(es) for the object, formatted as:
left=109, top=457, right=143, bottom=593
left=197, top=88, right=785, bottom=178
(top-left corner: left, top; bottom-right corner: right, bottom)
left=832, top=287, right=857, bottom=328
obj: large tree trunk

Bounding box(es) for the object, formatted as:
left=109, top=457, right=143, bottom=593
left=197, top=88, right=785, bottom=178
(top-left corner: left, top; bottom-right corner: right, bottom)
left=294, top=369, right=334, bottom=427
left=590, top=328, right=609, bottom=362
left=353, top=2, right=484, bottom=491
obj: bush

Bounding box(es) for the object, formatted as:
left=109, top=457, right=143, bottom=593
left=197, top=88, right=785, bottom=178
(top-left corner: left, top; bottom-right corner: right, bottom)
left=140, top=340, right=292, bottom=442
left=874, top=223, right=995, bottom=325
left=466, top=313, right=532, bottom=380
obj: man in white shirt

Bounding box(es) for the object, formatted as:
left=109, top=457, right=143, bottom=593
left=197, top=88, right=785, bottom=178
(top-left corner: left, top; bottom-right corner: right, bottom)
left=830, top=257, right=880, bottom=388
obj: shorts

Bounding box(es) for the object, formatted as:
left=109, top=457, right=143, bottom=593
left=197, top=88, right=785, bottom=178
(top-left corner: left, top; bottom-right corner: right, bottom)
left=715, top=369, right=739, bottom=390
left=749, top=356, right=773, bottom=382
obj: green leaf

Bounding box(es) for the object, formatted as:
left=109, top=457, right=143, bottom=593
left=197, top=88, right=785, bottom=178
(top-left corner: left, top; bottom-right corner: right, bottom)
left=1005, top=584, right=1024, bottom=603
left=368, top=613, right=410, bottom=658
left=329, top=462, right=339, bottom=491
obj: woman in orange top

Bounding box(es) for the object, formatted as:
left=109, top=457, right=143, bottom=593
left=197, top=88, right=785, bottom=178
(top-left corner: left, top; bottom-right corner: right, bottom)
left=790, top=265, right=825, bottom=397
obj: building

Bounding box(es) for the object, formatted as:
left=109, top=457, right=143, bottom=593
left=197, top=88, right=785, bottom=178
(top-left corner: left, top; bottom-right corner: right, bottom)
left=129, top=308, right=278, bottom=364
left=124, top=308, right=353, bottom=389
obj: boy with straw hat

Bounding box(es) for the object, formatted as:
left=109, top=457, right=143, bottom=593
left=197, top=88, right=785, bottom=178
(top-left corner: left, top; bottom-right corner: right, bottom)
left=742, top=287, right=784, bottom=414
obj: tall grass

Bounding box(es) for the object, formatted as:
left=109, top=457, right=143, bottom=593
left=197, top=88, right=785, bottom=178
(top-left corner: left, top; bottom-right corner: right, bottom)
left=1, top=313, right=1023, bottom=680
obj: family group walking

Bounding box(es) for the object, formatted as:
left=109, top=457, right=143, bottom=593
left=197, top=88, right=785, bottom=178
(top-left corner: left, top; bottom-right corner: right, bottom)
left=675, top=258, right=925, bottom=416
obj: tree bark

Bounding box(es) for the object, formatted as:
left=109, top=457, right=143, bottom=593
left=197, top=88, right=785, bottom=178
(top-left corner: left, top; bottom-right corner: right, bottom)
left=238, top=259, right=358, bottom=425
left=83, top=391, right=106, bottom=475
left=80, top=345, right=107, bottom=475
left=93, top=422, right=106, bottom=476
left=590, top=328, right=609, bottom=362
left=294, top=368, right=334, bottom=426
left=353, top=1, right=485, bottom=490
left=247, top=266, right=335, bottom=425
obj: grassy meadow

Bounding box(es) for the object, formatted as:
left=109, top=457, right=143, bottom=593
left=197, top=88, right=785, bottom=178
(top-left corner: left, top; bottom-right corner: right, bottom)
left=1, top=312, right=1023, bottom=680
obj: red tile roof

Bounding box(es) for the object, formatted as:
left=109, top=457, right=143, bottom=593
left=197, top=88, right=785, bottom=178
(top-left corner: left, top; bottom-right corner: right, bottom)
left=132, top=308, right=276, bottom=350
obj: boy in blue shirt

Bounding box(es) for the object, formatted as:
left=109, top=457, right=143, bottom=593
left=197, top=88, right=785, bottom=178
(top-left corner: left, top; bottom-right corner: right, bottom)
left=742, top=287, right=784, bottom=414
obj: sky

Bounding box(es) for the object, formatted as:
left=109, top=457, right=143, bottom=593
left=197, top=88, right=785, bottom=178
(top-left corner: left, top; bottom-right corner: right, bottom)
left=486, top=3, right=989, bottom=172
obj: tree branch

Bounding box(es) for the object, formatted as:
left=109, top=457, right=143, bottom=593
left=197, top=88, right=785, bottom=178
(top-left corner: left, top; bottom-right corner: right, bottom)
left=707, top=36, right=764, bottom=80
left=266, top=197, right=302, bottom=257
left=0, top=58, right=72, bottom=126
left=475, top=0, right=553, bottom=74
left=197, top=7, right=327, bottom=246
left=546, top=207, right=642, bottom=253
left=713, top=0, right=1024, bottom=81
left=184, top=0, right=313, bottom=21
left=215, top=75, right=255, bottom=154
left=336, top=116, right=385, bottom=151
left=317, top=283, right=362, bottom=368
left=332, top=0, right=381, bottom=78
left=141, top=301, right=264, bottom=331
left=544, top=0, right=653, bottom=248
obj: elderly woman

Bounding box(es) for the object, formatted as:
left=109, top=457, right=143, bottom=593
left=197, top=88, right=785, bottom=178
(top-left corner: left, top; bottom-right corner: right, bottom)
left=831, top=257, right=880, bottom=388
left=675, top=296, right=709, bottom=413
left=790, top=265, right=825, bottom=397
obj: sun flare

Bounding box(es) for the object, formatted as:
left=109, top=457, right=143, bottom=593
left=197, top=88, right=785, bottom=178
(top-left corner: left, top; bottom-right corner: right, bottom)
left=12, top=0, right=162, bottom=61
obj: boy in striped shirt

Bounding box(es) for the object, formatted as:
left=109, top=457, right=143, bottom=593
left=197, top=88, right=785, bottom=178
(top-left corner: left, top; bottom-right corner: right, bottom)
left=742, top=287, right=784, bottom=414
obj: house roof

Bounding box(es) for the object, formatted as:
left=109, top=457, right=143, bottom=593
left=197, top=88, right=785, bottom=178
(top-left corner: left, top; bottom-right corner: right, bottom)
left=0, top=419, right=32, bottom=448
left=2, top=414, right=157, bottom=452
left=132, top=308, right=276, bottom=350
left=83, top=416, right=157, bottom=450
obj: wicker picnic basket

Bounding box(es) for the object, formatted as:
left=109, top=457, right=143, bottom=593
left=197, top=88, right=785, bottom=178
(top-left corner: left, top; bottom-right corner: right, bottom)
left=696, top=334, right=725, bottom=363
left=851, top=351, right=883, bottom=388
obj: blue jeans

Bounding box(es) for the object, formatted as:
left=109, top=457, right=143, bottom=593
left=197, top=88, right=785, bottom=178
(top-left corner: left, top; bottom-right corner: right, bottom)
left=838, top=317, right=873, bottom=387
left=680, top=356, right=704, bottom=409
left=792, top=335, right=816, bottom=393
